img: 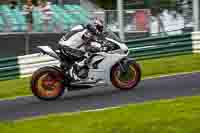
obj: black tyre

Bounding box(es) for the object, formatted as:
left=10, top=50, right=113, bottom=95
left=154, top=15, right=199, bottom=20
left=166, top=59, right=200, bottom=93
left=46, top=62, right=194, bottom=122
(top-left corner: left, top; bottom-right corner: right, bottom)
left=31, top=66, right=65, bottom=100
left=111, top=62, right=141, bottom=90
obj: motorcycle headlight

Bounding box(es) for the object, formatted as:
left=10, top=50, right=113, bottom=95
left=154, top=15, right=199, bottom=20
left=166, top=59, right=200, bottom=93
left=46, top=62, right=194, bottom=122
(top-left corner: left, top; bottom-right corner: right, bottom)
left=124, top=49, right=129, bottom=54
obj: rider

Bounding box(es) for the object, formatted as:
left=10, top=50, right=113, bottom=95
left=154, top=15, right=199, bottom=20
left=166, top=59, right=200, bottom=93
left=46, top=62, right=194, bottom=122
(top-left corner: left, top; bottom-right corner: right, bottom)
left=59, top=18, right=104, bottom=50
left=58, top=18, right=104, bottom=78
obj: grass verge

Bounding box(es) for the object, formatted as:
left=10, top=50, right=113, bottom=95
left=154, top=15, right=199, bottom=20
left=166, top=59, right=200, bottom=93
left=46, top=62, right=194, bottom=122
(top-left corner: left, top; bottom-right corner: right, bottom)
left=0, top=54, right=200, bottom=99
left=1, top=96, right=200, bottom=133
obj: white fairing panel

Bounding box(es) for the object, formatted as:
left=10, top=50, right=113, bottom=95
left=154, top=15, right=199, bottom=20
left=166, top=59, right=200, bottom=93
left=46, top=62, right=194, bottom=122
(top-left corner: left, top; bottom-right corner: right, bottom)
left=88, top=52, right=126, bottom=85
left=106, top=37, right=128, bottom=54
left=88, top=37, right=128, bottom=85
left=70, top=25, right=84, bottom=31
left=38, top=46, right=59, bottom=59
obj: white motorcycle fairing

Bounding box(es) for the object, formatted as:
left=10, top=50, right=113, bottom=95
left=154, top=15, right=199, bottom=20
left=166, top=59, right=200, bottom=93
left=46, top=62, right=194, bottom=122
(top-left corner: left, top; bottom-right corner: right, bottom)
left=70, top=25, right=84, bottom=31
left=87, top=52, right=127, bottom=86
left=37, top=35, right=129, bottom=86
left=37, top=46, right=59, bottom=59
left=85, top=37, right=129, bottom=86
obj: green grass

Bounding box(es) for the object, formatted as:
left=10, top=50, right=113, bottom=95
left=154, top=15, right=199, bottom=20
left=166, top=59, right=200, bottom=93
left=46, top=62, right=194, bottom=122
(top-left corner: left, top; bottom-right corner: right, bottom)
left=140, top=54, right=200, bottom=78
left=1, top=96, right=200, bottom=133
left=0, top=54, right=200, bottom=99
left=0, top=78, right=30, bottom=99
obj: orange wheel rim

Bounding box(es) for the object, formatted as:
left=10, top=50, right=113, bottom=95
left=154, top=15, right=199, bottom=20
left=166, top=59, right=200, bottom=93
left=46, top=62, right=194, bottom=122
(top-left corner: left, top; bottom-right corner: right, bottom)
left=113, top=64, right=137, bottom=88
left=37, top=73, right=62, bottom=97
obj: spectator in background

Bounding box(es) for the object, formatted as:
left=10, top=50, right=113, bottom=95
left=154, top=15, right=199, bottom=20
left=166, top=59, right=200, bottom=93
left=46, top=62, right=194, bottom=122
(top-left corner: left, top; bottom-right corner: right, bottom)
left=159, top=9, right=184, bottom=35
left=38, top=0, right=53, bottom=32
left=134, top=10, right=148, bottom=31
left=23, top=0, right=34, bottom=32
left=9, top=0, right=17, bottom=10
left=150, top=7, right=185, bottom=36
left=150, top=7, right=163, bottom=36
left=150, top=15, right=160, bottom=36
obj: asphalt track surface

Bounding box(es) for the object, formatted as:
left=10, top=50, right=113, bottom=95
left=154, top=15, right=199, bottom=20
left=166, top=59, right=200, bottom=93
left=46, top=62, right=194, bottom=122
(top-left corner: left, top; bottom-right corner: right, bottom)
left=0, top=72, right=200, bottom=121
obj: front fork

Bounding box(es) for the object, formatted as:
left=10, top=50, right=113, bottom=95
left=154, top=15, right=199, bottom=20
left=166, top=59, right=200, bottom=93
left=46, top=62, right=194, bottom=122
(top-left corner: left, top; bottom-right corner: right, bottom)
left=118, top=58, right=136, bottom=73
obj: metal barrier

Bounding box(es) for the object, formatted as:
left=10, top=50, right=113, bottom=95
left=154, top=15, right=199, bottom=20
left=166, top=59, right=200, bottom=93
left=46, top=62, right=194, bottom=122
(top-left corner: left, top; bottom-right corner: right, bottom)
left=0, top=53, right=58, bottom=81
left=127, top=33, right=193, bottom=60
left=0, top=32, right=199, bottom=81
left=192, top=32, right=200, bottom=53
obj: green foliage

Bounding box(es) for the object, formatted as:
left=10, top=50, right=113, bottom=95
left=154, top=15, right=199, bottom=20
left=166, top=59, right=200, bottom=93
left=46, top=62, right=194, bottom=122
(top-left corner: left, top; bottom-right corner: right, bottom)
left=148, top=0, right=178, bottom=15
left=151, top=0, right=177, bottom=10
left=96, top=0, right=116, bottom=9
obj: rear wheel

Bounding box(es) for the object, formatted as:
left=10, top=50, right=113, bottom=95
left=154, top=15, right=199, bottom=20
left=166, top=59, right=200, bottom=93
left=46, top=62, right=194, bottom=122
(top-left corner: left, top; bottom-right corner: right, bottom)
left=111, top=61, right=141, bottom=90
left=31, top=67, right=65, bottom=100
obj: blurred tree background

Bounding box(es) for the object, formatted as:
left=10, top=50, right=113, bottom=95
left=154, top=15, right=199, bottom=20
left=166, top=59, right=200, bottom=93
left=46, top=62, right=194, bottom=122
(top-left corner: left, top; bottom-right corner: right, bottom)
left=151, top=0, right=177, bottom=9
left=96, top=0, right=116, bottom=9
left=95, top=0, right=177, bottom=10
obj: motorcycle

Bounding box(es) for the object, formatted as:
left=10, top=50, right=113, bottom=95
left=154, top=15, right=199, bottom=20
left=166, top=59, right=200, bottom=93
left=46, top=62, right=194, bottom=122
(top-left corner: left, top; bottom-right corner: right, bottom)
left=31, top=27, right=141, bottom=100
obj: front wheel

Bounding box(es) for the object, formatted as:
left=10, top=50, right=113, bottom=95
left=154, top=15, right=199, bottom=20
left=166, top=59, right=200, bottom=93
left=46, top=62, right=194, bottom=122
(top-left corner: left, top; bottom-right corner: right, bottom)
left=110, top=61, right=141, bottom=90
left=31, top=66, right=65, bottom=100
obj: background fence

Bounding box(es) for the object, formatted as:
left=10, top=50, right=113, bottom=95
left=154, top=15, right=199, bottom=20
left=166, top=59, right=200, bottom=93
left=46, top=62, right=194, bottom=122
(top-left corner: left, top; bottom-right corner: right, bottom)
left=127, top=33, right=192, bottom=60
left=0, top=32, right=199, bottom=81
left=0, top=53, right=59, bottom=81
